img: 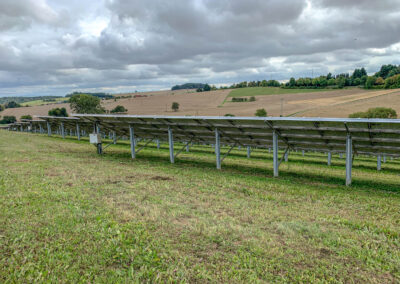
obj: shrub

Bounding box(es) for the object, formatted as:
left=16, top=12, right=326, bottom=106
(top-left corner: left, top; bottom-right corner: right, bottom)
left=249, top=96, right=256, bottom=102
left=232, top=97, right=248, bottom=102
left=0, top=115, right=17, bottom=124
left=349, top=107, right=397, bottom=119
left=224, top=113, right=235, bottom=117
left=20, top=115, right=32, bottom=120
left=110, top=105, right=128, bottom=113
left=255, top=108, right=267, bottom=117
left=49, top=107, right=68, bottom=117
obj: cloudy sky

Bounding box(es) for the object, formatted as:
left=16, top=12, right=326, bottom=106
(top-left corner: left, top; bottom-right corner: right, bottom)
left=1, top=0, right=400, bottom=97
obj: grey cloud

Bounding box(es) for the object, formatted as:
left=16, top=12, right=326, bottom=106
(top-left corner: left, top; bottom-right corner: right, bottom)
left=1, top=0, right=400, bottom=96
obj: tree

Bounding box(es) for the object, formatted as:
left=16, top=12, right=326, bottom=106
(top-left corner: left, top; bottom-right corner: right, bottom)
left=69, top=94, right=105, bottom=114
left=224, top=113, right=235, bottom=117
left=171, top=102, right=179, bottom=112
left=110, top=105, right=128, bottom=113
left=0, top=115, right=16, bottom=124
left=5, top=101, right=21, bottom=109
left=48, top=107, right=68, bottom=117
left=0, top=104, right=4, bottom=112
left=203, top=84, right=211, bottom=92
left=289, top=78, right=296, bottom=87
left=365, top=76, right=376, bottom=89
left=20, top=115, right=32, bottom=120
left=249, top=96, right=256, bottom=102
left=255, top=108, right=267, bottom=117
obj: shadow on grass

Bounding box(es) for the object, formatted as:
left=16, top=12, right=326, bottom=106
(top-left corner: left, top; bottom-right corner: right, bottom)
left=40, top=134, right=400, bottom=194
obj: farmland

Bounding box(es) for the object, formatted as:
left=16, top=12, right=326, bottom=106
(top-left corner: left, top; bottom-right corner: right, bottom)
left=2, top=87, right=400, bottom=119
left=0, top=131, right=399, bottom=282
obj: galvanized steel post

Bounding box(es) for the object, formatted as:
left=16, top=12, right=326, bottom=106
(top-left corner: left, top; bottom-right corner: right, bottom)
left=76, top=123, right=80, bottom=140
left=377, top=155, right=381, bottom=171
left=168, top=127, right=174, bottom=163
left=215, top=128, right=221, bottom=169
left=345, top=134, right=352, bottom=186
left=327, top=151, right=332, bottom=166
left=129, top=125, right=135, bottom=159
left=247, top=146, right=251, bottom=158
left=273, top=130, right=278, bottom=177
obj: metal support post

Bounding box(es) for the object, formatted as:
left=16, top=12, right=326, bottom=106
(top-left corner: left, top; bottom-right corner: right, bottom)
left=345, top=134, right=352, bottom=186
left=76, top=123, right=80, bottom=140
left=273, top=130, right=279, bottom=177
left=47, top=122, right=51, bottom=136
left=61, top=122, right=65, bottom=139
left=377, top=155, right=381, bottom=171
left=247, top=146, right=251, bottom=158
left=129, top=125, right=135, bottom=159
left=215, top=128, right=221, bottom=169
left=156, top=139, right=160, bottom=149
left=328, top=151, right=332, bottom=166
left=168, top=127, right=174, bottom=163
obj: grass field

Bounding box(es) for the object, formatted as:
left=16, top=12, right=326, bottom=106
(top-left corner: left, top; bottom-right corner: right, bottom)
left=228, top=87, right=336, bottom=98
left=0, top=131, right=399, bottom=282
left=21, top=98, right=67, bottom=107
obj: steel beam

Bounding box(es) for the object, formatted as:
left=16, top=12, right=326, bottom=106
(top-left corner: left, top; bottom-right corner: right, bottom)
left=345, top=134, right=352, bottom=186
left=215, top=128, right=221, bottom=169
left=273, top=130, right=279, bottom=177
left=129, top=125, right=135, bottom=159
left=168, top=127, right=174, bottom=163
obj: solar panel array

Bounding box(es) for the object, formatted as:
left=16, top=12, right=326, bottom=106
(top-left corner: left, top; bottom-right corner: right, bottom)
left=4, top=114, right=400, bottom=186
left=72, top=114, right=400, bottom=156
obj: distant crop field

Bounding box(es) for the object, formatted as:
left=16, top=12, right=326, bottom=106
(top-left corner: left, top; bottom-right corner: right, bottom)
left=228, top=87, right=336, bottom=98
left=0, top=131, right=399, bottom=282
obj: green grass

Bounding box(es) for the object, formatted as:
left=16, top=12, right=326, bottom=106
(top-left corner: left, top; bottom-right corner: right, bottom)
left=21, top=97, right=68, bottom=106
left=1, top=131, right=399, bottom=282
left=228, top=87, right=336, bottom=98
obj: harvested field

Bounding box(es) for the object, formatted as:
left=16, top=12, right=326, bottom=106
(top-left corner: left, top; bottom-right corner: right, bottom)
left=2, top=87, right=400, bottom=119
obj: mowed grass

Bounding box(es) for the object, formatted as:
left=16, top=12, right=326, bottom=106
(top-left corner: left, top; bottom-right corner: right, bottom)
left=228, top=87, right=336, bottom=98
left=0, top=131, right=399, bottom=283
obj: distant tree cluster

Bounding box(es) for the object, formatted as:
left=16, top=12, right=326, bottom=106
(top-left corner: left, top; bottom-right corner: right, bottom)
left=66, top=92, right=113, bottom=99
left=349, top=107, right=397, bottom=119
left=110, top=105, right=128, bottom=113
left=4, top=101, right=21, bottom=109
left=231, top=80, right=280, bottom=88
left=171, top=83, right=206, bottom=90
left=0, top=115, right=16, bottom=124
left=48, top=107, right=68, bottom=117
left=255, top=108, right=267, bottom=117
left=196, top=84, right=216, bottom=92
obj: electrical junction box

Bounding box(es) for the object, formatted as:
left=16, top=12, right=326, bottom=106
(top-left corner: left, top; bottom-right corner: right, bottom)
left=90, top=133, right=102, bottom=144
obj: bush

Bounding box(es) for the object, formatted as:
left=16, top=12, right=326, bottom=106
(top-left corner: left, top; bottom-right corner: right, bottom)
left=0, top=115, right=17, bottom=124
left=249, top=96, right=256, bottom=102
left=172, top=102, right=179, bottom=112
left=224, top=113, right=235, bottom=117
left=232, top=97, right=248, bottom=102
left=349, top=107, right=397, bottom=119
left=255, top=108, right=267, bottom=117
left=0, top=104, right=4, bottom=112
left=48, top=107, right=68, bottom=117
left=110, top=105, right=128, bottom=113
left=20, top=115, right=32, bottom=120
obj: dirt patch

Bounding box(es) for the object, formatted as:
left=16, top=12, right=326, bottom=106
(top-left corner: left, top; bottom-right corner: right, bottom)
left=151, top=176, right=172, bottom=181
